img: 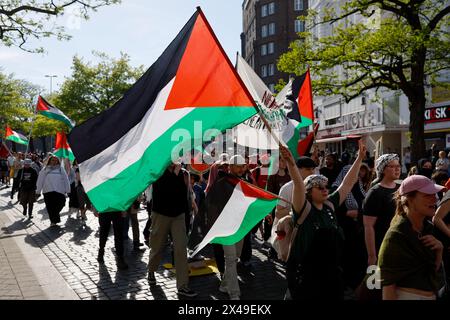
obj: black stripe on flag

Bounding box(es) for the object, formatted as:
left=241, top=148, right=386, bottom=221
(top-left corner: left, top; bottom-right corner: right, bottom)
left=68, top=12, right=199, bottom=163
left=285, top=72, right=307, bottom=123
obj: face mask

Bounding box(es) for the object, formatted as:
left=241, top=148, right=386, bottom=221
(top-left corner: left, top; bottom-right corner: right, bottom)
left=419, top=168, right=433, bottom=179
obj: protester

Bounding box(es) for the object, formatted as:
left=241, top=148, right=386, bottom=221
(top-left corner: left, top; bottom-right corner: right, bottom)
left=126, top=196, right=145, bottom=252
left=436, top=151, right=450, bottom=172
left=204, top=154, right=248, bottom=300
left=333, top=163, right=372, bottom=290
left=97, top=211, right=129, bottom=270
left=36, top=155, right=70, bottom=226
left=378, top=175, right=444, bottom=300
left=147, top=162, right=197, bottom=298
left=417, top=158, right=433, bottom=179
left=433, top=189, right=450, bottom=298
left=17, top=159, right=38, bottom=219
left=319, top=152, right=342, bottom=188
left=363, top=154, right=401, bottom=268
left=280, top=140, right=366, bottom=300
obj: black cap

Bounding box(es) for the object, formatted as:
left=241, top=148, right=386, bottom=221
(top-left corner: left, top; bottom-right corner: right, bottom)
left=296, top=156, right=316, bottom=169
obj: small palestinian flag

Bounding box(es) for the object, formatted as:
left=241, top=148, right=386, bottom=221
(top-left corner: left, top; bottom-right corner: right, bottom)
left=37, top=96, right=75, bottom=129
left=282, top=69, right=314, bottom=127
left=190, top=177, right=278, bottom=257
left=68, top=8, right=257, bottom=212
left=54, top=132, right=75, bottom=162
left=5, top=126, right=28, bottom=145
left=297, top=123, right=319, bottom=157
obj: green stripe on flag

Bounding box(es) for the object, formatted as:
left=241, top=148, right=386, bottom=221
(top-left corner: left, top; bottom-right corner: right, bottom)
left=54, top=148, right=75, bottom=162
left=86, top=107, right=256, bottom=212
left=6, top=135, right=28, bottom=145
left=211, top=197, right=278, bottom=246
left=39, top=111, right=74, bottom=129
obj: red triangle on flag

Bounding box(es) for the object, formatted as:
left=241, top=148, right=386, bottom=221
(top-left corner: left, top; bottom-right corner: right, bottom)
left=55, top=132, right=70, bottom=150
left=165, top=11, right=255, bottom=110
left=297, top=123, right=319, bottom=157
left=298, top=69, right=314, bottom=122
left=36, top=96, right=51, bottom=112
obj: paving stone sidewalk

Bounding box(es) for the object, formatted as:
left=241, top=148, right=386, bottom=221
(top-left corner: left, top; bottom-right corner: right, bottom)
left=0, top=184, right=288, bottom=300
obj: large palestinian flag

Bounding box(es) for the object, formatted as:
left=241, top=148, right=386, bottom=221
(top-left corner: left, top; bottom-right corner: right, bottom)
left=68, top=8, right=257, bottom=212
left=191, top=177, right=278, bottom=257
left=37, top=96, right=75, bottom=129
left=54, top=132, right=75, bottom=162
left=5, top=126, right=28, bottom=145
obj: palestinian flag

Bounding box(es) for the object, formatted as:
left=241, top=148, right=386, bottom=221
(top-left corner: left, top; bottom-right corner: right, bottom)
left=277, top=69, right=314, bottom=127
left=190, top=177, right=278, bottom=257
left=68, top=8, right=257, bottom=212
left=5, top=126, right=28, bottom=145
left=37, top=96, right=76, bottom=129
left=297, top=123, right=319, bottom=156
left=54, top=132, right=75, bottom=162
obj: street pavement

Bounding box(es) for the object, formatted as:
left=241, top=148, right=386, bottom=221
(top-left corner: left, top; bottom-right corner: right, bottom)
left=0, top=184, right=288, bottom=300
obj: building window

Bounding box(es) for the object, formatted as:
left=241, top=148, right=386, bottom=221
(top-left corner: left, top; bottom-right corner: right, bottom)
left=294, top=0, right=303, bottom=11
left=268, top=2, right=275, bottom=15
left=261, top=65, right=267, bottom=78
left=295, top=20, right=305, bottom=33
left=268, top=42, right=275, bottom=54
left=261, top=44, right=267, bottom=56
left=269, top=23, right=276, bottom=36
left=268, top=83, right=275, bottom=93
left=268, top=64, right=275, bottom=76
left=261, top=4, right=268, bottom=17
left=262, top=25, right=268, bottom=38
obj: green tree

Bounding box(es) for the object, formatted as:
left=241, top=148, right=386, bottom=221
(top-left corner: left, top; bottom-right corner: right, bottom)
left=0, top=71, right=37, bottom=135
left=0, top=0, right=120, bottom=52
left=278, top=0, right=450, bottom=164
left=54, top=52, right=144, bottom=125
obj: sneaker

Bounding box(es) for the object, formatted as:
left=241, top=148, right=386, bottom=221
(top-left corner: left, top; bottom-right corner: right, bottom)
left=148, top=272, right=156, bottom=285
left=177, top=286, right=198, bottom=298
left=28, top=215, right=33, bottom=219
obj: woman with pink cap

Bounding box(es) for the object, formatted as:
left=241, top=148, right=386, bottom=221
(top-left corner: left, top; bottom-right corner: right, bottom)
left=378, top=175, right=445, bottom=300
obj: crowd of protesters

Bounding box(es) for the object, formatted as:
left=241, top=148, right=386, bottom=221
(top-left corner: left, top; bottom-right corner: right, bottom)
left=1, top=142, right=450, bottom=301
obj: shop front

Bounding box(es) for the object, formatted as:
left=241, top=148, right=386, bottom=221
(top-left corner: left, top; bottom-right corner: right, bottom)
left=424, top=101, right=450, bottom=151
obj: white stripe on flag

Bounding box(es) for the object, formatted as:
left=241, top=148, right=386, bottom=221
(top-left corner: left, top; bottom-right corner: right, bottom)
left=79, top=78, right=191, bottom=192
left=191, top=183, right=255, bottom=257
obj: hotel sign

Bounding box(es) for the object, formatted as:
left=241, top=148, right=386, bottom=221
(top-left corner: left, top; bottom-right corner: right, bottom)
left=342, top=110, right=382, bottom=131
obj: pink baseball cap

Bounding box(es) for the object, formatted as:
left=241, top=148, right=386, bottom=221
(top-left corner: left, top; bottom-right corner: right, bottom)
left=399, top=175, right=445, bottom=196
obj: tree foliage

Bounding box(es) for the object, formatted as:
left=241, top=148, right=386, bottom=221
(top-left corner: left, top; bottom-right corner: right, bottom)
left=0, top=71, right=39, bottom=137
left=0, top=0, right=120, bottom=52
left=53, top=51, right=144, bottom=125
left=278, top=0, right=450, bottom=163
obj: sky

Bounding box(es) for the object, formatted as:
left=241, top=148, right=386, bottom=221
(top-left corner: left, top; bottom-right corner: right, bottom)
left=0, top=0, right=243, bottom=94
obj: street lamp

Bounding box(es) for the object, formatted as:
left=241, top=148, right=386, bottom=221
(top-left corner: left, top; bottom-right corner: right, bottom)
left=45, top=75, right=57, bottom=152
left=45, top=74, right=57, bottom=96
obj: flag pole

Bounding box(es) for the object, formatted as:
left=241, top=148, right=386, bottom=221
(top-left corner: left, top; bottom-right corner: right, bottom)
left=24, top=95, right=39, bottom=157
left=255, top=103, right=285, bottom=147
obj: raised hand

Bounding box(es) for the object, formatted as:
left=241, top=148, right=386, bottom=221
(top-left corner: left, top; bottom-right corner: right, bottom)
left=357, top=139, right=367, bottom=160
left=279, top=144, right=295, bottom=167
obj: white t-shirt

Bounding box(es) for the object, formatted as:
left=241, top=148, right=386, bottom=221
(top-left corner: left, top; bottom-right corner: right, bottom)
left=278, top=180, right=293, bottom=210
